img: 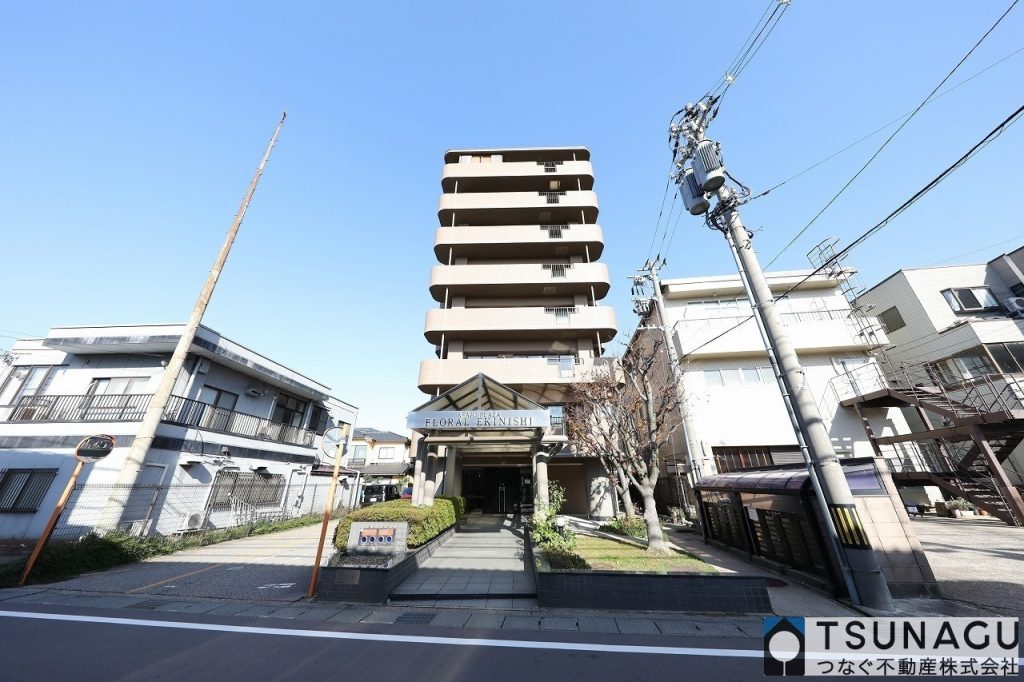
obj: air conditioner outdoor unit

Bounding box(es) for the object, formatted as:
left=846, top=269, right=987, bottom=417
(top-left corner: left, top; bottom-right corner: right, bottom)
left=179, top=512, right=205, bottom=532
left=1004, top=297, right=1024, bottom=318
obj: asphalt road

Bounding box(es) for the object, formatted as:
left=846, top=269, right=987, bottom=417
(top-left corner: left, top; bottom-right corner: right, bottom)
left=0, top=605, right=763, bottom=682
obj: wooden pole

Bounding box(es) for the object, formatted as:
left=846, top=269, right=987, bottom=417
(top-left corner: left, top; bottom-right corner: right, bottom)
left=307, top=441, right=344, bottom=598
left=18, top=460, right=85, bottom=586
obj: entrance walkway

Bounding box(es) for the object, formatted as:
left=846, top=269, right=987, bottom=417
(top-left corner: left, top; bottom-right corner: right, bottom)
left=391, top=514, right=536, bottom=600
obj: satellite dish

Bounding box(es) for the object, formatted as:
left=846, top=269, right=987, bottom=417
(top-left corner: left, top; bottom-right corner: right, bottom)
left=320, top=427, right=345, bottom=459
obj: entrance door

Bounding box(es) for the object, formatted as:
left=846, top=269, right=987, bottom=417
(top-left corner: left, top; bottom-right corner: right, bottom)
left=462, top=467, right=525, bottom=514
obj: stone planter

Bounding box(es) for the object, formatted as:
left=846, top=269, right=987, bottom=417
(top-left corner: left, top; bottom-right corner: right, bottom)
left=316, top=525, right=456, bottom=603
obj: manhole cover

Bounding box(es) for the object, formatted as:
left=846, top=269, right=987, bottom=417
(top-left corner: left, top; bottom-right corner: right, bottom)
left=395, top=612, right=436, bottom=625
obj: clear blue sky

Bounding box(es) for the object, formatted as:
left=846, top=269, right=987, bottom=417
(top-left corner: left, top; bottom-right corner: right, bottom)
left=2, top=2, right=1022, bottom=433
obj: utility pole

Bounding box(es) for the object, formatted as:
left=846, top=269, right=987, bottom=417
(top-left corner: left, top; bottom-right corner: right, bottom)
left=632, top=260, right=703, bottom=517
left=670, top=100, right=893, bottom=610
left=103, top=113, right=287, bottom=525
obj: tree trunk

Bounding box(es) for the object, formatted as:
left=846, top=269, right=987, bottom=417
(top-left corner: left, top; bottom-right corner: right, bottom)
left=620, top=483, right=635, bottom=519
left=640, top=487, right=669, bottom=553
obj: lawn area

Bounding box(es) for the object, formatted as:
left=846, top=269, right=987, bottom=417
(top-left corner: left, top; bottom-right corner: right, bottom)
left=574, top=534, right=715, bottom=574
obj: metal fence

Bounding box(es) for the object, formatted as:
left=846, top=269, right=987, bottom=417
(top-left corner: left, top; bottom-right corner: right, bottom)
left=51, top=478, right=354, bottom=542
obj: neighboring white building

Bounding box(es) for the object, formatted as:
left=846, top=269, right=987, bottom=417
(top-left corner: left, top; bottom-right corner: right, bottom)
left=345, top=428, right=412, bottom=504
left=0, top=323, right=358, bottom=540
left=658, top=269, right=916, bottom=479
left=853, top=247, right=1024, bottom=516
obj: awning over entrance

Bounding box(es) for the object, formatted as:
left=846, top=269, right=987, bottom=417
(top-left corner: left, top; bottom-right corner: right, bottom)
left=407, top=373, right=551, bottom=454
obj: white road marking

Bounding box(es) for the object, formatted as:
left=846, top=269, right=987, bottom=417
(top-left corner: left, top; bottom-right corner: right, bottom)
left=0, top=610, right=760, bottom=658
left=257, top=583, right=296, bottom=590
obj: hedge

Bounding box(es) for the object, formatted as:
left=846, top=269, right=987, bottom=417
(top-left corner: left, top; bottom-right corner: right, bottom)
left=437, top=495, right=466, bottom=521
left=0, top=513, right=325, bottom=587
left=333, top=498, right=461, bottom=551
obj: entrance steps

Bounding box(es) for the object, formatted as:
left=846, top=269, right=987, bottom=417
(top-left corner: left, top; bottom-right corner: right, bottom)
left=390, top=513, right=536, bottom=600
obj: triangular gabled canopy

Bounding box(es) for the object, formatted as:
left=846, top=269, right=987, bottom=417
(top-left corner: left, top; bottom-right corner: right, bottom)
left=411, top=373, right=543, bottom=413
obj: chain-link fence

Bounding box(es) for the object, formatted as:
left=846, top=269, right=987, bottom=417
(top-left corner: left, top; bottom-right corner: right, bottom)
left=52, top=477, right=355, bottom=541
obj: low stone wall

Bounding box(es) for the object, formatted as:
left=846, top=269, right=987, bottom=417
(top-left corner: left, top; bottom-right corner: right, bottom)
left=536, top=570, right=772, bottom=613
left=316, top=526, right=456, bottom=603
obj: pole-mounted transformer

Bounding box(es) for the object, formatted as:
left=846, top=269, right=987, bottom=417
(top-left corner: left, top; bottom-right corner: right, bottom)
left=678, top=167, right=710, bottom=215
left=693, top=139, right=726, bottom=192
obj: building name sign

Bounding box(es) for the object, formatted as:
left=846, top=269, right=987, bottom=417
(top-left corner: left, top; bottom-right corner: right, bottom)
left=408, top=410, right=551, bottom=430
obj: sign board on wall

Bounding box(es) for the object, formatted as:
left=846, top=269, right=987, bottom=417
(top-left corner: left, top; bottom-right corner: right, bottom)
left=407, top=410, right=551, bottom=430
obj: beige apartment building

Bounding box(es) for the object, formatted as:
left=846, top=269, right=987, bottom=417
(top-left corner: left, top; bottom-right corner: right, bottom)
left=408, top=147, right=617, bottom=518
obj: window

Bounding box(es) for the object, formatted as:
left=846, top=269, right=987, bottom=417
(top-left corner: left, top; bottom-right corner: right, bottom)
left=208, top=471, right=285, bottom=509
left=0, top=468, right=58, bottom=513
left=1012, top=283, right=1024, bottom=297
left=378, top=447, right=396, bottom=460
left=548, top=404, right=565, bottom=435
left=196, top=386, right=239, bottom=431
left=703, top=367, right=773, bottom=386
left=931, top=350, right=996, bottom=383
left=309, top=404, right=330, bottom=435
left=878, top=306, right=906, bottom=333
left=985, top=343, right=1024, bottom=374
left=942, top=287, right=999, bottom=313
left=272, top=393, right=308, bottom=427
left=89, top=377, right=149, bottom=395
left=0, top=366, right=56, bottom=406
left=350, top=444, right=368, bottom=465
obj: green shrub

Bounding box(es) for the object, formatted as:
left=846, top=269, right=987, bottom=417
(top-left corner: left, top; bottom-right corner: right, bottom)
left=3, top=513, right=325, bottom=587
left=541, top=546, right=588, bottom=570
left=437, top=495, right=466, bottom=521
left=333, top=499, right=457, bottom=551
left=599, top=515, right=648, bottom=539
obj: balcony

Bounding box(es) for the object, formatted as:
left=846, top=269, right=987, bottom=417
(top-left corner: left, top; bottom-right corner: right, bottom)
left=441, top=160, right=595, bottom=193
left=438, top=190, right=598, bottom=225
left=424, top=305, right=617, bottom=344
left=3, top=393, right=316, bottom=447
left=434, top=223, right=605, bottom=261
left=429, top=262, right=611, bottom=301
left=417, top=356, right=616, bottom=394
left=674, top=310, right=888, bottom=357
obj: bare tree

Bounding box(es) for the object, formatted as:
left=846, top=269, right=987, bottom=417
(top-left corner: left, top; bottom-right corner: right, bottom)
left=566, top=338, right=681, bottom=553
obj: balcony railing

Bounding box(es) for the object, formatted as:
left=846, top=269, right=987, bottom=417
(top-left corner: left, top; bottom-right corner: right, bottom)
left=6, top=393, right=153, bottom=422
left=163, top=395, right=316, bottom=447
left=4, top=393, right=316, bottom=447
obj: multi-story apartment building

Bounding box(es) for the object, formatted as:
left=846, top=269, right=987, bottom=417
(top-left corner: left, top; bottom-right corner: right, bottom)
left=410, top=147, right=617, bottom=517
left=849, top=246, right=1024, bottom=524
left=345, top=428, right=412, bottom=504
left=0, top=323, right=358, bottom=540
left=658, top=269, right=914, bottom=481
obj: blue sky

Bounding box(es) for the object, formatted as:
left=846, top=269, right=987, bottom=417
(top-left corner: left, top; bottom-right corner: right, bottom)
left=2, top=2, right=1022, bottom=433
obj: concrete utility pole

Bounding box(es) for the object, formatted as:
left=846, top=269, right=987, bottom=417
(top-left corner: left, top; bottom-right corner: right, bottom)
left=104, top=113, right=287, bottom=522
left=632, top=260, right=703, bottom=516
left=670, top=100, right=893, bottom=610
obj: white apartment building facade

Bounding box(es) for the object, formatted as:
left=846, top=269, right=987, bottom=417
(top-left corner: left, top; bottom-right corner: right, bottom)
left=659, top=269, right=915, bottom=480
left=409, top=147, right=617, bottom=518
left=0, top=323, right=358, bottom=540
left=850, top=246, right=1024, bottom=523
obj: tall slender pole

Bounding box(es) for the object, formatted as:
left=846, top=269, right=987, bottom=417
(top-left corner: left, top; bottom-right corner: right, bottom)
left=102, top=113, right=287, bottom=527
left=308, top=441, right=345, bottom=598
left=717, top=184, right=892, bottom=610
left=645, top=263, right=703, bottom=515
left=18, top=460, right=85, bottom=585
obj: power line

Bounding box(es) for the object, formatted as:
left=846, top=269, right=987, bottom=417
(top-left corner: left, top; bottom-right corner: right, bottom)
left=922, top=234, right=1024, bottom=267
left=679, top=103, right=1024, bottom=360
left=745, top=45, right=1024, bottom=205
left=708, top=0, right=790, bottom=101
left=645, top=172, right=675, bottom=263
left=765, top=0, right=1021, bottom=267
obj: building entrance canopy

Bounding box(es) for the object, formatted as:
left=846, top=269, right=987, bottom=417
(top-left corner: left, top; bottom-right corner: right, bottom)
left=407, top=373, right=550, bottom=454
